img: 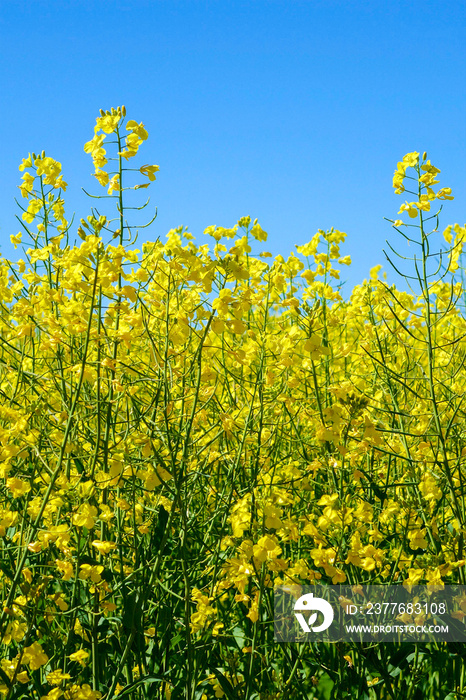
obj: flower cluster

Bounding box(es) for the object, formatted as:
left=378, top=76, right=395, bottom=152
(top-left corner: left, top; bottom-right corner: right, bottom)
left=0, top=114, right=465, bottom=697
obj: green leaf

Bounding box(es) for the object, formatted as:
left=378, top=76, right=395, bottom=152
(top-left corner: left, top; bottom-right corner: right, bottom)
left=108, top=675, right=162, bottom=699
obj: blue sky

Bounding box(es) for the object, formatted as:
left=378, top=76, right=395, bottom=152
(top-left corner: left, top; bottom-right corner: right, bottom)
left=1, top=0, right=465, bottom=298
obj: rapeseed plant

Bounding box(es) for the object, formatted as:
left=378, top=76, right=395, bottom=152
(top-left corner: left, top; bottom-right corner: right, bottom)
left=0, top=109, right=465, bottom=698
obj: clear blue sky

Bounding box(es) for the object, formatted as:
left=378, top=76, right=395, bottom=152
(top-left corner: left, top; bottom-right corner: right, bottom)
left=1, top=0, right=465, bottom=298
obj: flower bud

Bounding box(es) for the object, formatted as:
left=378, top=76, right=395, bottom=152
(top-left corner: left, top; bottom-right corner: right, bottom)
left=423, top=151, right=427, bottom=161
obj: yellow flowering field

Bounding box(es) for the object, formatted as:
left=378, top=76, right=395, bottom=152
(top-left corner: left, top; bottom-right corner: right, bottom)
left=1, top=107, right=466, bottom=699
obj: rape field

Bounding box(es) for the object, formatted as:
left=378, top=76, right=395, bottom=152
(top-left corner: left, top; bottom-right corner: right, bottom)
left=1, top=107, right=466, bottom=699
